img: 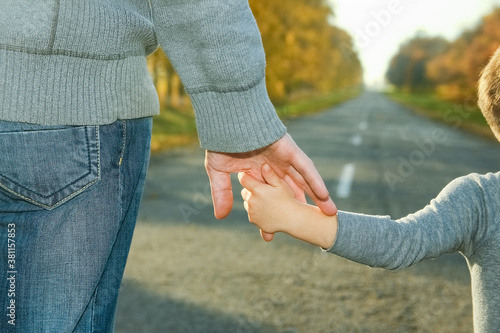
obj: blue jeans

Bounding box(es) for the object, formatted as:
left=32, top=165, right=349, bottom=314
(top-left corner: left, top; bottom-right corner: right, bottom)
left=0, top=117, right=152, bottom=332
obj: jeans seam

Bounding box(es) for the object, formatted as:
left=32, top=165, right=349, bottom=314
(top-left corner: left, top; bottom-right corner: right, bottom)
left=119, top=120, right=126, bottom=221
left=118, top=120, right=126, bottom=166
left=90, top=286, right=97, bottom=333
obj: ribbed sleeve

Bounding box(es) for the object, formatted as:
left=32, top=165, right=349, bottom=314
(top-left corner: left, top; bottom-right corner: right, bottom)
left=190, top=78, right=286, bottom=152
left=151, top=0, right=287, bottom=152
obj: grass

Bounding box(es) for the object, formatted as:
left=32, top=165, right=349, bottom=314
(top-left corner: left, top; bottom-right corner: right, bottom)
left=274, top=89, right=361, bottom=119
left=150, top=106, right=199, bottom=153
left=385, top=90, right=495, bottom=140
left=151, top=88, right=361, bottom=152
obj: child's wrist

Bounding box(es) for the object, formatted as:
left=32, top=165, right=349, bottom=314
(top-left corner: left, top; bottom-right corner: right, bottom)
left=320, top=213, right=338, bottom=249
left=287, top=203, right=338, bottom=248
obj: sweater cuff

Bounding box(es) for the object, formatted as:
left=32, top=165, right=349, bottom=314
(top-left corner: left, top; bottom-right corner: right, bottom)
left=325, top=211, right=355, bottom=255
left=325, top=211, right=394, bottom=266
left=189, top=78, right=287, bottom=153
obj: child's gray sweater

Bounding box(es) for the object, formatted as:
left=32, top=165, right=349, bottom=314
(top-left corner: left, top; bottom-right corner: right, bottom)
left=0, top=0, right=286, bottom=153
left=329, top=172, right=500, bottom=332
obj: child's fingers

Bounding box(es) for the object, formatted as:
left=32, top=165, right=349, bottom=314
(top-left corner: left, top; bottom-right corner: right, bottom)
left=241, top=188, right=251, bottom=202
left=237, top=172, right=245, bottom=183
left=238, top=171, right=262, bottom=191
left=283, top=174, right=307, bottom=202
left=261, top=164, right=282, bottom=187
left=243, top=200, right=249, bottom=213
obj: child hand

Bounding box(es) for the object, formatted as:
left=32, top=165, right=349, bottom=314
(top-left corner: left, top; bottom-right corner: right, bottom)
left=239, top=164, right=338, bottom=249
left=238, top=164, right=301, bottom=237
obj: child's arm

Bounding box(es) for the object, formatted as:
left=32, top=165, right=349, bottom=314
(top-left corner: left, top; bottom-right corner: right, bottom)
left=238, top=164, right=338, bottom=249
left=240, top=165, right=486, bottom=271
left=329, top=175, right=483, bottom=270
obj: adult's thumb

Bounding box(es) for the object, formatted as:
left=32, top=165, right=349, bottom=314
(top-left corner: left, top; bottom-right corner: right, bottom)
left=262, top=164, right=280, bottom=187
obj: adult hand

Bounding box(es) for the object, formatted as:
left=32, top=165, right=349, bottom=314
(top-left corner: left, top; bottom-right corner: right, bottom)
left=205, top=133, right=337, bottom=240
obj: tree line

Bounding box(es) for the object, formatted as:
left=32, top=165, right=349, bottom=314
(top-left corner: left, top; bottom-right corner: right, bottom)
left=386, top=8, right=500, bottom=102
left=148, top=0, right=362, bottom=109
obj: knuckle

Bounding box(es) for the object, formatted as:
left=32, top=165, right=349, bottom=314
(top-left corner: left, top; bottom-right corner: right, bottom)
left=247, top=213, right=255, bottom=223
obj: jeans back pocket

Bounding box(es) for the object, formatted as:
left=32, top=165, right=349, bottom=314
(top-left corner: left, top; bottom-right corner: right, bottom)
left=0, top=125, right=100, bottom=210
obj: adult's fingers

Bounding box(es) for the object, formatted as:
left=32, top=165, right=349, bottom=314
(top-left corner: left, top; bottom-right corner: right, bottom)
left=289, top=149, right=330, bottom=201
left=286, top=152, right=337, bottom=215
left=286, top=163, right=337, bottom=216
left=297, top=175, right=337, bottom=216
left=206, top=167, right=233, bottom=219
left=276, top=134, right=330, bottom=201
left=315, top=196, right=337, bottom=216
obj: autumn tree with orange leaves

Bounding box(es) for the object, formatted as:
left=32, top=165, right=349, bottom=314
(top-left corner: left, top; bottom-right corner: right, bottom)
left=387, top=8, right=500, bottom=103
left=427, top=8, right=500, bottom=101
left=249, top=0, right=362, bottom=103
left=148, top=0, right=362, bottom=108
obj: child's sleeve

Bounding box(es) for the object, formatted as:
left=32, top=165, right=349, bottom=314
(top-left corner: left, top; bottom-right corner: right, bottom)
left=327, top=174, right=487, bottom=270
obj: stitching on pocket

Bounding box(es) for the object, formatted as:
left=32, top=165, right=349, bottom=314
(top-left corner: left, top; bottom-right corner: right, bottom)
left=0, top=126, right=101, bottom=210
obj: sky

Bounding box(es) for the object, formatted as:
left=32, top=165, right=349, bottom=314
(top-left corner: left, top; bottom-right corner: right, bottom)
left=328, top=0, right=500, bottom=89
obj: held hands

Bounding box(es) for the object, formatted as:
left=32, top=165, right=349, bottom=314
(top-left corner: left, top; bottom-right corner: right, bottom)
left=239, top=164, right=338, bottom=249
left=205, top=133, right=337, bottom=241
left=238, top=164, right=298, bottom=236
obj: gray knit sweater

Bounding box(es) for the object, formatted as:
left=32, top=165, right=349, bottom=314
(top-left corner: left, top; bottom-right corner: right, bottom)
left=329, top=172, right=500, bottom=332
left=0, top=0, right=286, bottom=152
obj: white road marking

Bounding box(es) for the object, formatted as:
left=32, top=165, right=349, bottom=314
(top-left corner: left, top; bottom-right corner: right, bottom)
left=337, top=163, right=356, bottom=199
left=350, top=134, right=362, bottom=146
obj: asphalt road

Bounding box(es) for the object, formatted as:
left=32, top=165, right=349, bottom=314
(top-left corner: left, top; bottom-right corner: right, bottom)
left=116, top=91, right=500, bottom=332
